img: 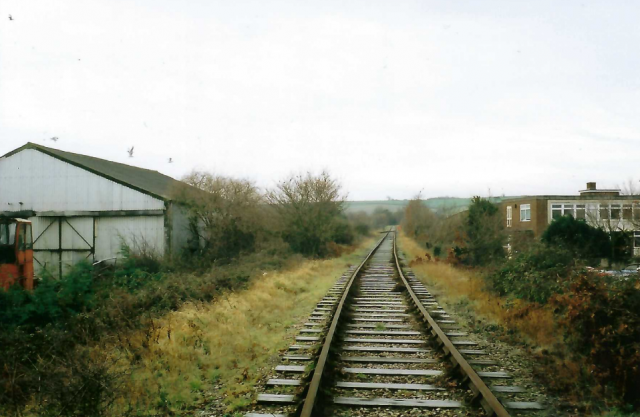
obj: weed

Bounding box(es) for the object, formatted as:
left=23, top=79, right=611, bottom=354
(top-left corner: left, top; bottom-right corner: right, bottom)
left=189, top=380, right=202, bottom=392
left=209, top=369, right=221, bottom=383
left=227, top=397, right=252, bottom=411
left=374, top=322, right=386, bottom=331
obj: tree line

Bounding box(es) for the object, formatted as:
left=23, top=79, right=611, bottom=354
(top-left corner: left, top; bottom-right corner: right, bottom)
left=174, top=170, right=371, bottom=261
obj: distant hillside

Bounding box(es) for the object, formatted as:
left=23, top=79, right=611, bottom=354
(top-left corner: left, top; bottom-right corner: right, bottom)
left=346, top=200, right=409, bottom=214
left=345, top=197, right=514, bottom=216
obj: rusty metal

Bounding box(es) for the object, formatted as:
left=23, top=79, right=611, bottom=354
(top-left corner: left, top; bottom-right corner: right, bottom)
left=392, top=232, right=511, bottom=417
left=0, top=218, right=34, bottom=290
left=299, top=232, right=389, bottom=417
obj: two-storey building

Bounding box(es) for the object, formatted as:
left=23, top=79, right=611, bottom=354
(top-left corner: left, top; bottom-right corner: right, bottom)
left=501, top=182, right=640, bottom=256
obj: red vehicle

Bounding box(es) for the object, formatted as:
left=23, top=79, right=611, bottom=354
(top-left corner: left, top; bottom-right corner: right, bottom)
left=0, top=218, right=34, bottom=290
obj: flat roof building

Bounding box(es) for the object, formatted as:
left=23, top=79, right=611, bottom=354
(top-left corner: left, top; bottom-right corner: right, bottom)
left=501, top=183, right=640, bottom=256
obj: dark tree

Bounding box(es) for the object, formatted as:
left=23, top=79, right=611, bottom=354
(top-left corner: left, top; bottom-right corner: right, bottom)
left=464, top=196, right=505, bottom=265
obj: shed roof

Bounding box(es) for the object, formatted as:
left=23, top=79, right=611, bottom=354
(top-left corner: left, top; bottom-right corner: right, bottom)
left=2, top=142, right=191, bottom=202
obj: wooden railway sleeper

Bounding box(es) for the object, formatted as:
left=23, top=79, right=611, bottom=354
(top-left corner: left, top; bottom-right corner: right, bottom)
left=393, top=234, right=511, bottom=417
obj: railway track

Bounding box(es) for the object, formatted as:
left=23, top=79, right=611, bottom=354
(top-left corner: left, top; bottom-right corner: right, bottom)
left=245, top=231, right=544, bottom=416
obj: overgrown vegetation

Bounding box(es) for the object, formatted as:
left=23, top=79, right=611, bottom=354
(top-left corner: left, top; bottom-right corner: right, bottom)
left=0, top=263, right=113, bottom=417
left=462, top=196, right=505, bottom=265
left=0, top=169, right=373, bottom=416
left=0, top=244, right=303, bottom=416
left=552, top=274, right=640, bottom=408
left=400, top=194, right=463, bottom=251
left=177, top=171, right=266, bottom=260
left=541, top=215, right=612, bottom=264
left=400, top=196, right=640, bottom=412
left=266, top=171, right=353, bottom=257
left=108, top=237, right=375, bottom=415
left=174, top=170, right=368, bottom=261
left=490, top=243, right=575, bottom=303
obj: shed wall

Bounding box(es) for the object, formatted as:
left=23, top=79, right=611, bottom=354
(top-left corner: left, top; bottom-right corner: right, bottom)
left=28, top=215, right=165, bottom=277
left=0, top=149, right=164, bottom=212
left=95, top=216, right=165, bottom=261
left=167, top=203, right=195, bottom=255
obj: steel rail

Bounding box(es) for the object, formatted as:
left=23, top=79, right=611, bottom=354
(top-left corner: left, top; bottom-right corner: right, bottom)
left=392, top=232, right=511, bottom=417
left=299, top=232, right=390, bottom=417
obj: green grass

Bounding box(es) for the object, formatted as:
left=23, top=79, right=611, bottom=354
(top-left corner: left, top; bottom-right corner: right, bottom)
left=374, top=323, right=386, bottom=331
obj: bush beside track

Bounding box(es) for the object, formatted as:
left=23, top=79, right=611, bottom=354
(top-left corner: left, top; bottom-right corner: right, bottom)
left=399, top=196, right=640, bottom=414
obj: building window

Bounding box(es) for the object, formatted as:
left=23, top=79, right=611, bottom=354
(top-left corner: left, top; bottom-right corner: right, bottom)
left=635, top=231, right=640, bottom=256
left=611, top=204, right=621, bottom=220
left=552, top=203, right=577, bottom=220
left=575, top=204, right=586, bottom=220
left=587, top=204, right=598, bottom=222
left=563, top=204, right=575, bottom=217
left=520, top=204, right=531, bottom=222
left=506, top=206, right=512, bottom=227
left=623, top=204, right=633, bottom=220
left=634, top=204, right=640, bottom=221
left=599, top=204, right=610, bottom=220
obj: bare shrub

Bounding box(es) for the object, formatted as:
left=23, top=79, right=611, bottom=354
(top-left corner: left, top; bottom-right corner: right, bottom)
left=175, top=171, right=266, bottom=261
left=401, top=194, right=437, bottom=240
left=551, top=273, right=640, bottom=407
left=266, top=171, right=348, bottom=257
left=401, top=195, right=464, bottom=251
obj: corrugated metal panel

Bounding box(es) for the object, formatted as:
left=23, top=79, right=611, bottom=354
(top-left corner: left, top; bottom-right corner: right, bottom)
left=61, top=217, right=93, bottom=250
left=95, top=216, right=164, bottom=263
left=169, top=203, right=194, bottom=253
left=29, top=216, right=95, bottom=278
left=31, top=217, right=59, bottom=250
left=30, top=215, right=164, bottom=277
left=0, top=149, right=165, bottom=212
left=33, top=251, right=59, bottom=278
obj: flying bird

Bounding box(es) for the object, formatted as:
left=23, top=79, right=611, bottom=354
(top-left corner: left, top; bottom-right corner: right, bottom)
left=50, top=136, right=59, bottom=142
left=168, top=158, right=173, bottom=163
left=127, top=146, right=134, bottom=157
left=8, top=15, right=13, bottom=21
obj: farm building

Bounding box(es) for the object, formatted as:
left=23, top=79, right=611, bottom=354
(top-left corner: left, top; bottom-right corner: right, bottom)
left=0, top=142, right=199, bottom=278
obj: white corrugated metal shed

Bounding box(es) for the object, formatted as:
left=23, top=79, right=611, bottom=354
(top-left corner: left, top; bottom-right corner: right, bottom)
left=0, top=143, right=198, bottom=278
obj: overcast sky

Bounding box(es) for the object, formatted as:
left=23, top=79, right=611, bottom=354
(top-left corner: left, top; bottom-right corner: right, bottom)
left=1, top=1, right=639, bottom=200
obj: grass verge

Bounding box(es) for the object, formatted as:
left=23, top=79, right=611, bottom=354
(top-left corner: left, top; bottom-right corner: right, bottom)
left=399, top=231, right=640, bottom=414
left=398, top=231, right=558, bottom=347
left=106, top=237, right=376, bottom=415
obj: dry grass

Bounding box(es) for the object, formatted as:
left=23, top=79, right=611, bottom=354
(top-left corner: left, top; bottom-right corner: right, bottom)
left=398, top=232, right=558, bottom=347
left=106, top=237, right=375, bottom=415
left=398, top=233, right=640, bottom=413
